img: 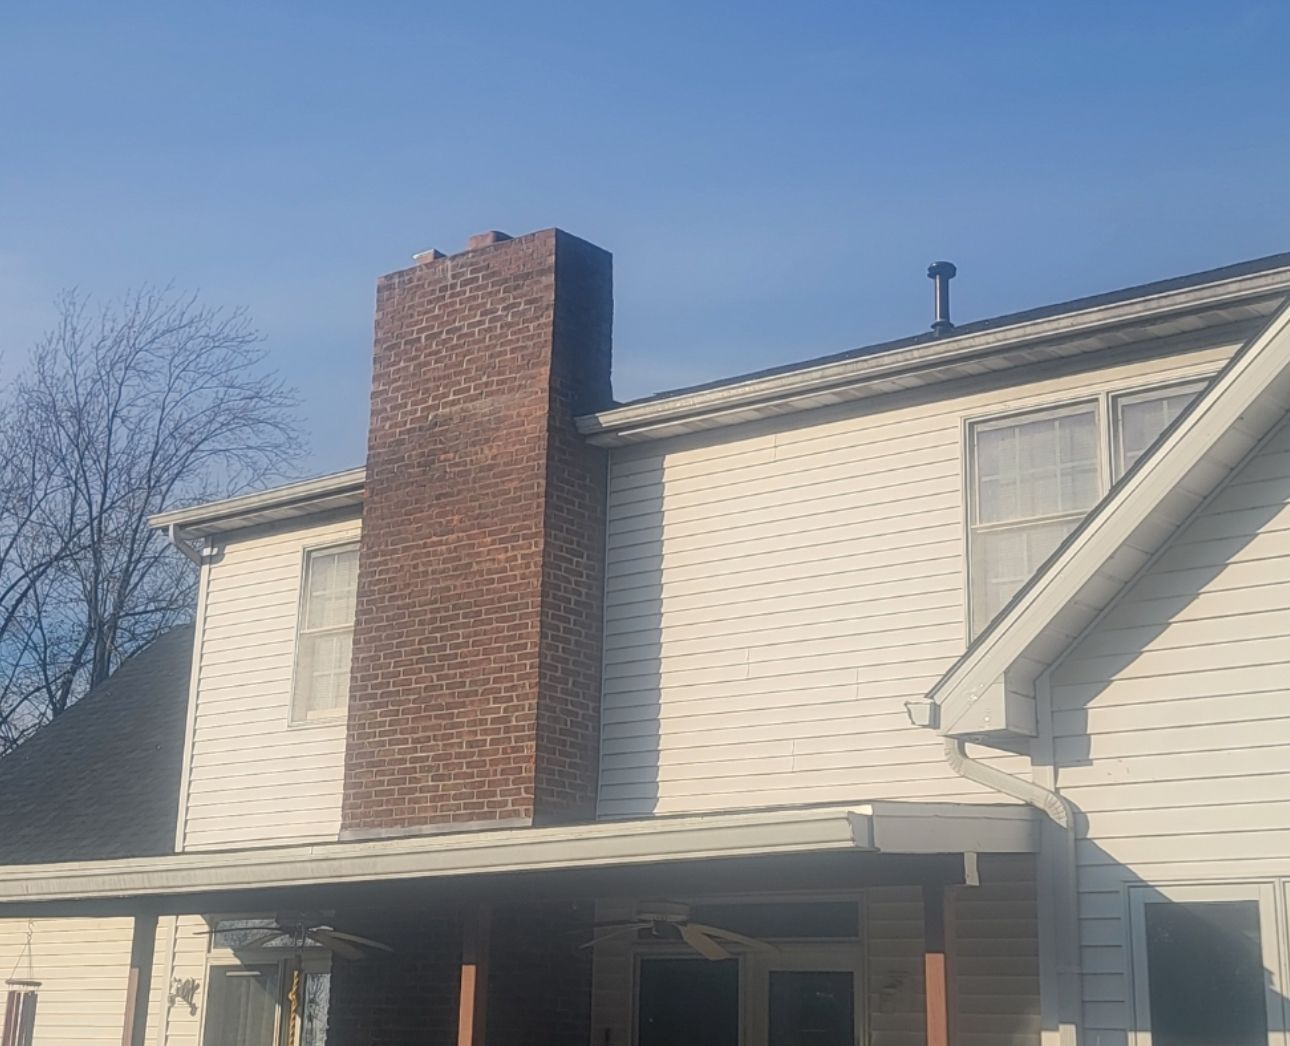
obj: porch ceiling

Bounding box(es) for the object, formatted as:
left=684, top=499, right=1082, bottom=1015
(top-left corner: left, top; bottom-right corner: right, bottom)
left=0, top=802, right=1035, bottom=916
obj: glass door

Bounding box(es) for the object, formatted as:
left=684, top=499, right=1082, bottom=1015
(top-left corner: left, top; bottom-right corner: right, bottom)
left=202, top=964, right=281, bottom=1046
left=749, top=947, right=862, bottom=1046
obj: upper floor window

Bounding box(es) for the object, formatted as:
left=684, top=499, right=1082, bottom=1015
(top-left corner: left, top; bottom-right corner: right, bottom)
left=292, top=544, right=359, bottom=722
left=967, top=378, right=1208, bottom=636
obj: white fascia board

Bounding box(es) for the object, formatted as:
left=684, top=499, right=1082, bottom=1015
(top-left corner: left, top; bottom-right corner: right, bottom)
left=148, top=467, right=367, bottom=538
left=0, top=802, right=1040, bottom=907
left=0, top=806, right=869, bottom=905
left=577, top=267, right=1290, bottom=446
left=933, top=298, right=1290, bottom=741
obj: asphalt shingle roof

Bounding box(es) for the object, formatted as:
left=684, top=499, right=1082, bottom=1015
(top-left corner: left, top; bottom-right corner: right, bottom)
left=0, top=626, right=192, bottom=865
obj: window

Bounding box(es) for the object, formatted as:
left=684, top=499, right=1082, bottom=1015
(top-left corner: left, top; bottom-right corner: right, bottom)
left=967, top=377, right=1209, bottom=636
left=1130, top=884, right=1283, bottom=1046
left=292, top=544, right=359, bottom=722
left=1113, top=380, right=1208, bottom=478
left=638, top=957, right=740, bottom=1046
left=968, top=404, right=1100, bottom=635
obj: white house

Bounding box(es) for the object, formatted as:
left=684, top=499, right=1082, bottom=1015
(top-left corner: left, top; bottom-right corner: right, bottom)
left=3, top=228, right=1290, bottom=1046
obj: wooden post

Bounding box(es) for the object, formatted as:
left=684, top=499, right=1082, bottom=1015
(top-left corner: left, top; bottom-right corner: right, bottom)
left=121, top=914, right=158, bottom=1046
left=923, top=884, right=949, bottom=1046
left=457, top=904, right=491, bottom=1046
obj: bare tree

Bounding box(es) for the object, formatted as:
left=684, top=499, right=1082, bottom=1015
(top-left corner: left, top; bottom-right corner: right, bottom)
left=0, top=287, right=305, bottom=753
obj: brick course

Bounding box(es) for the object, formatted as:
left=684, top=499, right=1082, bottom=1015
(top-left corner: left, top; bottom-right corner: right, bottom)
left=341, top=228, right=612, bottom=835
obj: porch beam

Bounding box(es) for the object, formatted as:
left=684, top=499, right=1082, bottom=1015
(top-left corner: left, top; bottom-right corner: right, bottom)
left=923, top=885, right=949, bottom=1046
left=121, top=913, right=158, bottom=1046
left=457, top=904, right=491, bottom=1046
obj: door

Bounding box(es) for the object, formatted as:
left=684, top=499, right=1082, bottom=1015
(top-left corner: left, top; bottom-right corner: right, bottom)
left=751, top=948, right=862, bottom=1046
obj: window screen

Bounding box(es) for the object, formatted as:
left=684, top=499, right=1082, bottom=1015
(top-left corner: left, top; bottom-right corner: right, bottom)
left=1114, top=381, right=1206, bottom=478
left=969, top=406, right=1099, bottom=634
left=292, top=544, right=359, bottom=721
left=1143, top=899, right=1267, bottom=1046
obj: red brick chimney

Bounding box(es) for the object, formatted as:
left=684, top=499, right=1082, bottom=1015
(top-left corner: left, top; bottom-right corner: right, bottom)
left=341, top=228, right=612, bottom=837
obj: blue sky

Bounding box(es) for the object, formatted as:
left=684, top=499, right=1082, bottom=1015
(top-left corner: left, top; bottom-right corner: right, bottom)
left=3, top=2, right=1289, bottom=472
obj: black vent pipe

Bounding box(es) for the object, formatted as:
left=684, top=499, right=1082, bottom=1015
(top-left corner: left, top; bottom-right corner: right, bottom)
left=927, top=261, right=957, bottom=335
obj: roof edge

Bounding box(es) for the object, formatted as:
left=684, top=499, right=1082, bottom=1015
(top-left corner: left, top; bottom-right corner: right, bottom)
left=149, top=467, right=367, bottom=538
left=580, top=260, right=1290, bottom=446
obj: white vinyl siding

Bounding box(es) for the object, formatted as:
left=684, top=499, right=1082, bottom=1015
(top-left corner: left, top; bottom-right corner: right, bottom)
left=600, top=341, right=1234, bottom=819
left=1049, top=417, right=1290, bottom=1044
left=180, top=515, right=359, bottom=851
left=0, top=917, right=197, bottom=1046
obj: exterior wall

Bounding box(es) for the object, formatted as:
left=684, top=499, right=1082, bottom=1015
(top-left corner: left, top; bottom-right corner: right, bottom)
left=343, top=228, right=612, bottom=836
left=0, top=916, right=191, bottom=1046
left=180, top=513, right=360, bottom=852
left=1049, top=415, right=1290, bottom=1044
left=600, top=339, right=1237, bottom=818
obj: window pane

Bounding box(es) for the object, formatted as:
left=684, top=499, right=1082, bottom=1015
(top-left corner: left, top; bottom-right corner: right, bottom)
left=971, top=518, right=1079, bottom=634
left=297, top=631, right=353, bottom=715
left=1116, top=386, right=1203, bottom=476
left=304, top=547, right=359, bottom=630
left=301, top=971, right=330, bottom=1046
left=202, top=965, right=280, bottom=1046
left=638, top=958, right=738, bottom=1046
left=1144, top=900, right=1266, bottom=1046
left=769, top=971, right=854, bottom=1046
left=975, top=408, right=1097, bottom=526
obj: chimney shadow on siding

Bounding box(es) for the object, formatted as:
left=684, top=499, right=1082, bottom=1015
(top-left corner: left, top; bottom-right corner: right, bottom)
left=599, top=467, right=665, bottom=818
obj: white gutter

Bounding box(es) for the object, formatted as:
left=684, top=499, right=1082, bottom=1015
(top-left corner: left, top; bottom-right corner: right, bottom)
left=0, top=806, right=865, bottom=905
left=0, top=802, right=1036, bottom=907
left=149, top=467, right=366, bottom=538
left=578, top=265, right=1290, bottom=445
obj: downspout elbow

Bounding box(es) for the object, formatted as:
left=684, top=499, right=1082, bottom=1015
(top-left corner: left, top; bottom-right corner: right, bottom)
left=942, top=738, right=1072, bottom=829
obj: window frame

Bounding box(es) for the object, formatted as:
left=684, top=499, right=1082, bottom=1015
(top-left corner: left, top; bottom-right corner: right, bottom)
left=200, top=915, right=333, bottom=1046
left=962, top=372, right=1217, bottom=640
left=964, top=398, right=1104, bottom=639
left=288, top=541, right=361, bottom=726
left=1110, top=377, right=1212, bottom=481
left=1126, top=881, right=1287, bottom=1046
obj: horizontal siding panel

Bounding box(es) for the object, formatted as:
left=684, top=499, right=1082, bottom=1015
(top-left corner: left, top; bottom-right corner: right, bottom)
left=183, top=516, right=358, bottom=851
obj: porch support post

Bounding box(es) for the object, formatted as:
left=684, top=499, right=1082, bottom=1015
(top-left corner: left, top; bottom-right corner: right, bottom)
left=457, top=904, right=491, bottom=1046
left=923, top=884, right=949, bottom=1046
left=121, top=913, right=158, bottom=1046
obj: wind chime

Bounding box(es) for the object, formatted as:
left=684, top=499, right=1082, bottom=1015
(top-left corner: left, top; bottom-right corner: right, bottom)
left=1, top=923, right=40, bottom=1046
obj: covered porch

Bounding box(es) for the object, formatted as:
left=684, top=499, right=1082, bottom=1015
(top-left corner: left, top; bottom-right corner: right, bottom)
left=0, top=803, right=1039, bottom=1046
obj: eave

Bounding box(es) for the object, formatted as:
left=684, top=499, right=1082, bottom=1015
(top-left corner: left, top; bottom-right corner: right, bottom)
left=927, top=297, right=1290, bottom=744
left=149, top=467, right=366, bottom=540
left=0, top=803, right=1035, bottom=912
left=577, top=263, right=1290, bottom=447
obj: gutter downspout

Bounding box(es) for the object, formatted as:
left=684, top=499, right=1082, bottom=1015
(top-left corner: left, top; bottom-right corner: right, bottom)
left=942, top=738, right=1081, bottom=1046
left=166, top=523, right=203, bottom=566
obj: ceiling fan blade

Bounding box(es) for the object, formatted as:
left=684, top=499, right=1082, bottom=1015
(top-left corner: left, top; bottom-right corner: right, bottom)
left=309, top=930, right=367, bottom=961
left=580, top=924, right=650, bottom=949
left=322, top=930, right=394, bottom=954
left=679, top=924, right=730, bottom=961
left=689, top=923, right=777, bottom=953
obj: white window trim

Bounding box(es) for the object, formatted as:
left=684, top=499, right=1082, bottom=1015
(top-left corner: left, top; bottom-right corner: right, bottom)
left=288, top=541, right=360, bottom=727
left=1110, top=377, right=1213, bottom=481
left=1126, top=881, right=1287, bottom=1046
left=962, top=373, right=1218, bottom=641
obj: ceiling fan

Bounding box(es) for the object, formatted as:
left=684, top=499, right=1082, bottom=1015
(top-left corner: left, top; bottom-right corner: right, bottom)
left=583, top=901, right=775, bottom=961
left=199, top=915, right=393, bottom=961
